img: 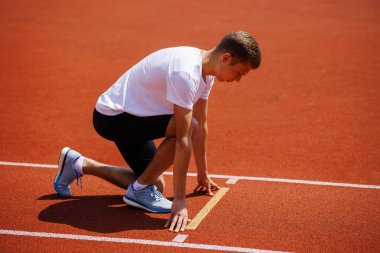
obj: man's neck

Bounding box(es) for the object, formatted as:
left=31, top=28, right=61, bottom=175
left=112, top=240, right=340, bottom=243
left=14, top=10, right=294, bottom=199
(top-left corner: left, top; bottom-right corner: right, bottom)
left=201, top=48, right=217, bottom=78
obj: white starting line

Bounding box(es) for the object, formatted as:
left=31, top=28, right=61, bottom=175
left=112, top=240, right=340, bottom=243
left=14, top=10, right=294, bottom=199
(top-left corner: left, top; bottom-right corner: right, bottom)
left=0, top=160, right=379, bottom=190
left=172, top=234, right=189, bottom=243
left=0, top=229, right=290, bottom=253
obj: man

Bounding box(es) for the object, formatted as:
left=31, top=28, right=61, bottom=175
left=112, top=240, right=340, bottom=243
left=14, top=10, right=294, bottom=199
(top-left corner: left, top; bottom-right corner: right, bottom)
left=54, top=31, right=261, bottom=232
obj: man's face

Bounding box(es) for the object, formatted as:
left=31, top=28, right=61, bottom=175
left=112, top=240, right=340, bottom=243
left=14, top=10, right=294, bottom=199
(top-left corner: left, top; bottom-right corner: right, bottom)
left=215, top=53, right=252, bottom=82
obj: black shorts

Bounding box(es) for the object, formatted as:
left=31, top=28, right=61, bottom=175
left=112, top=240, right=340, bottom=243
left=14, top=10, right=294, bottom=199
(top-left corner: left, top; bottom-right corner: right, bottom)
left=92, top=109, right=172, bottom=177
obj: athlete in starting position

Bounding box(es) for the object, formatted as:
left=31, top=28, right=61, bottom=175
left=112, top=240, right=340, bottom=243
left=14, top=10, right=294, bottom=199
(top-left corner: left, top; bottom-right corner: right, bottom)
left=54, top=31, right=261, bottom=232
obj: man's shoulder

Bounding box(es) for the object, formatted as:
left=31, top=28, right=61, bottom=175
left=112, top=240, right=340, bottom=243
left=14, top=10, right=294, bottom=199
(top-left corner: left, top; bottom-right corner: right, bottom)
left=144, top=46, right=200, bottom=68
left=158, top=46, right=200, bottom=54
left=153, top=46, right=200, bottom=61
left=165, top=47, right=202, bottom=78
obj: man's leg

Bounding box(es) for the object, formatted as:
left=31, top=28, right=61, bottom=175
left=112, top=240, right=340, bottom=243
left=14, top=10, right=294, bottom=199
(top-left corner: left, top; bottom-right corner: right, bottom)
left=54, top=116, right=192, bottom=198
left=81, top=154, right=167, bottom=192
left=122, top=136, right=176, bottom=213
left=137, top=116, right=198, bottom=185
left=78, top=118, right=177, bottom=193
left=136, top=115, right=177, bottom=185
left=119, top=116, right=176, bottom=213
left=81, top=132, right=175, bottom=192
left=137, top=137, right=176, bottom=185
left=122, top=116, right=198, bottom=213
left=82, top=158, right=137, bottom=189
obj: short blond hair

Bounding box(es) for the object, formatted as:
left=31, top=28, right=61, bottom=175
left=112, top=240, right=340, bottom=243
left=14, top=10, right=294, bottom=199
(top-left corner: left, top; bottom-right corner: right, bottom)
left=215, top=31, right=261, bottom=69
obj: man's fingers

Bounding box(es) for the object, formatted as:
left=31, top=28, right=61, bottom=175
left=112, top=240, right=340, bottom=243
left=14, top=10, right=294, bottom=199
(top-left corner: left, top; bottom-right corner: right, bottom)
left=169, top=215, right=178, bottom=231
left=180, top=216, right=188, bottom=232
left=165, top=214, right=173, bottom=228
left=195, top=179, right=220, bottom=195
left=203, top=180, right=221, bottom=196
left=169, top=215, right=189, bottom=232
left=206, top=190, right=215, bottom=196
left=206, top=182, right=214, bottom=196
left=194, top=182, right=203, bottom=192
left=210, top=181, right=221, bottom=191
left=174, top=216, right=184, bottom=232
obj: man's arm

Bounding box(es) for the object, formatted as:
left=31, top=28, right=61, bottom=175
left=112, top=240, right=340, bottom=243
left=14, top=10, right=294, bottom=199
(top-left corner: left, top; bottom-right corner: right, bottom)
left=165, top=104, right=193, bottom=232
left=193, top=98, right=208, bottom=173
left=192, top=99, right=220, bottom=196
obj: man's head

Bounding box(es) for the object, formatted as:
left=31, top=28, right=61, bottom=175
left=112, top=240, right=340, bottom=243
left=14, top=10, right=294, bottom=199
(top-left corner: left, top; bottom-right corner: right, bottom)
left=212, top=31, right=261, bottom=82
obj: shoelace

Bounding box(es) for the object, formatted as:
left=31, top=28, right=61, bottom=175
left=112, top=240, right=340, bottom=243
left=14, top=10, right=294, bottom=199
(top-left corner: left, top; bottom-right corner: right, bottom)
left=74, top=170, right=83, bottom=190
left=76, top=177, right=83, bottom=190
left=150, top=186, right=163, bottom=201
left=73, top=155, right=83, bottom=190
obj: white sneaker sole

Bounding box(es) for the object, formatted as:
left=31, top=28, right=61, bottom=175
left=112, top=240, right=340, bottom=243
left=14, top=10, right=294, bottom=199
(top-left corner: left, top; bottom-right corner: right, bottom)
left=54, top=147, right=71, bottom=197
left=123, top=196, right=171, bottom=213
left=55, top=147, right=70, bottom=182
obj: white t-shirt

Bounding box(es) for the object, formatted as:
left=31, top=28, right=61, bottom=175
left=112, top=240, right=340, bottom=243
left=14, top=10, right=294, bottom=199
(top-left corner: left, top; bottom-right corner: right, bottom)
left=96, top=47, right=215, bottom=116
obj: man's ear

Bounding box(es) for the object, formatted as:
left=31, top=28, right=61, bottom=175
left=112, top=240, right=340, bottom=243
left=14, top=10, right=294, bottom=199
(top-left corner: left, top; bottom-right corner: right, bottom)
left=221, top=53, right=232, bottom=64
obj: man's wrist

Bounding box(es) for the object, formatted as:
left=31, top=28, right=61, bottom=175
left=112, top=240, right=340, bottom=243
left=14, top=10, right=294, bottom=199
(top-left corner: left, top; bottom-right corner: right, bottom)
left=173, top=198, right=187, bottom=204
left=197, top=169, right=208, bottom=176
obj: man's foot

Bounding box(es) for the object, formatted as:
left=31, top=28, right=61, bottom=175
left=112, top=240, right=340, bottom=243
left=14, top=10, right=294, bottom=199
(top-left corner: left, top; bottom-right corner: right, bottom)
left=54, top=147, right=83, bottom=197
left=123, top=183, right=172, bottom=213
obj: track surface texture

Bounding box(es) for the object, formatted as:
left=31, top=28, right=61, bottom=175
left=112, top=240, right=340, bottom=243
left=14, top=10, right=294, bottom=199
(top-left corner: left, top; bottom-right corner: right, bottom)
left=0, top=0, right=379, bottom=252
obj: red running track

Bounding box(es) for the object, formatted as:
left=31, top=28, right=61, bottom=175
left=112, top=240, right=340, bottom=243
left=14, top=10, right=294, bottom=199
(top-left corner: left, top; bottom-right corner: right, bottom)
left=0, top=0, right=379, bottom=252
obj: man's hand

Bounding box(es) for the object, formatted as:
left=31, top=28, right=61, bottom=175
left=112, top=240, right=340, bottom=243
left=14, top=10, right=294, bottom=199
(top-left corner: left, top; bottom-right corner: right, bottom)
left=165, top=199, right=188, bottom=232
left=194, top=173, right=221, bottom=196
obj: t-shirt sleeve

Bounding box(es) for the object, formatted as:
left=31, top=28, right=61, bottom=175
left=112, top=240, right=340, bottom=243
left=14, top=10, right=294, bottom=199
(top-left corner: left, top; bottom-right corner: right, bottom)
left=166, top=71, right=196, bottom=110
left=200, top=77, right=215, bottom=100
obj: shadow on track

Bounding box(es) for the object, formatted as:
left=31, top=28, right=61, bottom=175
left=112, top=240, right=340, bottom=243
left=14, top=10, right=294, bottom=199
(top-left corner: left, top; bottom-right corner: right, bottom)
left=37, top=194, right=167, bottom=233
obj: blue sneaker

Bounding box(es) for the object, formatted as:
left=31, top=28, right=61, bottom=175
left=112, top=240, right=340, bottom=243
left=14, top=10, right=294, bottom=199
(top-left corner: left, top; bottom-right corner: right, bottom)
left=54, top=147, right=83, bottom=198
left=123, top=183, right=172, bottom=213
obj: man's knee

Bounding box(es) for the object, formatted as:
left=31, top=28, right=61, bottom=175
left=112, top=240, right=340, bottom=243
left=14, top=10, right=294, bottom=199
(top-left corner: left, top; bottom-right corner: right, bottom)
left=190, top=117, right=200, bottom=139
left=191, top=117, right=199, bottom=134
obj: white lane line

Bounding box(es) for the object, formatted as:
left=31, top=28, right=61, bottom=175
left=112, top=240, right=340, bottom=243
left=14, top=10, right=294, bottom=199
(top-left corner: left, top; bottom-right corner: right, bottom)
left=226, top=178, right=239, bottom=184
left=1, top=160, right=379, bottom=190
left=0, top=229, right=290, bottom=253
left=0, top=161, right=57, bottom=168
left=165, top=172, right=380, bottom=189
left=172, top=234, right=189, bottom=243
